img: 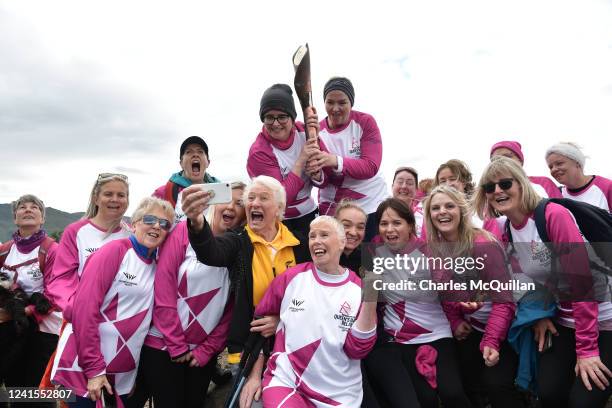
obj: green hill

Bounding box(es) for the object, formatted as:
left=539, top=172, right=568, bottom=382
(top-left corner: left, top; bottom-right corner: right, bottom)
left=0, top=203, right=84, bottom=242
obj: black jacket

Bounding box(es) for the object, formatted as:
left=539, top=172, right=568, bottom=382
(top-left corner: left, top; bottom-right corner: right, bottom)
left=188, top=219, right=310, bottom=353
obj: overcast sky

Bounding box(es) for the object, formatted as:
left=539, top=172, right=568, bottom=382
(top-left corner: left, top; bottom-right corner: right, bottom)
left=1, top=0, right=611, bottom=214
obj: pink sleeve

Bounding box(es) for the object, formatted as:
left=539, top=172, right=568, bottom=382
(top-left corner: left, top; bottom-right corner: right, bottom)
left=310, top=138, right=334, bottom=189
left=546, top=204, right=598, bottom=357
left=480, top=302, right=515, bottom=352
left=46, top=222, right=81, bottom=318
left=41, top=242, right=58, bottom=305
left=152, top=224, right=189, bottom=358
left=476, top=238, right=516, bottom=351
left=72, top=241, right=127, bottom=378
left=482, top=217, right=503, bottom=241
left=344, top=308, right=377, bottom=359
left=152, top=185, right=165, bottom=199
left=341, top=113, right=383, bottom=180
left=593, top=176, right=612, bottom=210
left=431, top=264, right=467, bottom=332
left=246, top=136, right=305, bottom=206
left=192, top=299, right=234, bottom=366
left=572, top=302, right=600, bottom=358
left=530, top=176, right=562, bottom=199
left=441, top=302, right=465, bottom=333
left=28, top=241, right=57, bottom=323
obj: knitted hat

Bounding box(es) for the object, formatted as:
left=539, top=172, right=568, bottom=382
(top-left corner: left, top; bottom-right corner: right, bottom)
left=259, top=84, right=297, bottom=121
left=323, top=77, right=355, bottom=106
left=180, top=136, right=209, bottom=159
left=490, top=141, right=524, bottom=164
left=545, top=142, right=586, bottom=168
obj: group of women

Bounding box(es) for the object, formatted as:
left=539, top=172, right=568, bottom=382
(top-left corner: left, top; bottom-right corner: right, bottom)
left=0, top=75, right=610, bottom=408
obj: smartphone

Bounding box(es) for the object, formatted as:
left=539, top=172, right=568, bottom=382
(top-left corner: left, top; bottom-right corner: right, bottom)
left=199, top=182, right=232, bottom=205
left=101, top=388, right=116, bottom=408
left=542, top=330, right=553, bottom=352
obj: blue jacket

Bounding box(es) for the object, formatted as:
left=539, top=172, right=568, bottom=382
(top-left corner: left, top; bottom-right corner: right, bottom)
left=507, top=290, right=557, bottom=392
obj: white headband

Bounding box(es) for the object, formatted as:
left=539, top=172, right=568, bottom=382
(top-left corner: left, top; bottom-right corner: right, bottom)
left=545, top=143, right=586, bottom=168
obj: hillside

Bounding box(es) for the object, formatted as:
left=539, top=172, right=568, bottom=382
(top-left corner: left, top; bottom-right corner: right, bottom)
left=0, top=203, right=84, bottom=242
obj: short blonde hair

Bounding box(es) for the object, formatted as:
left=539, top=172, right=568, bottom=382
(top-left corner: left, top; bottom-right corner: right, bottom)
left=131, top=197, right=175, bottom=225
left=310, top=215, right=346, bottom=242
left=243, top=175, right=286, bottom=221
left=334, top=199, right=367, bottom=222
left=473, top=156, right=541, bottom=219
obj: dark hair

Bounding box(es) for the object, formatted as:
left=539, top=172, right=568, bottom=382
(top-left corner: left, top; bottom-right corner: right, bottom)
left=375, top=198, right=416, bottom=230
left=434, top=159, right=475, bottom=197
left=393, top=166, right=419, bottom=185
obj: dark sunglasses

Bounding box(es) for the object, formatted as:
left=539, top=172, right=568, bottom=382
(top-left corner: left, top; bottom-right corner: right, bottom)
left=142, top=214, right=172, bottom=231
left=482, top=178, right=514, bottom=194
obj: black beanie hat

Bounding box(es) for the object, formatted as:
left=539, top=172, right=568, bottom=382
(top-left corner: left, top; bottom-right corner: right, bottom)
left=259, top=84, right=297, bottom=121
left=323, top=77, right=355, bottom=106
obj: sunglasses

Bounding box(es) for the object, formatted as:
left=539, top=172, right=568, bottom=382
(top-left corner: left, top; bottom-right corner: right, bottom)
left=482, top=178, right=514, bottom=194
left=141, top=214, right=172, bottom=231
left=98, top=173, right=128, bottom=182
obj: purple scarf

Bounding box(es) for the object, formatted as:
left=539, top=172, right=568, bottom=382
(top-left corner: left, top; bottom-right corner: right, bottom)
left=12, top=229, right=47, bottom=253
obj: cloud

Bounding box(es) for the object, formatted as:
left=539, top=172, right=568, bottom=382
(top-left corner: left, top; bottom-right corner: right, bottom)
left=0, top=8, right=175, bottom=179
left=113, top=166, right=150, bottom=175
left=384, top=55, right=411, bottom=79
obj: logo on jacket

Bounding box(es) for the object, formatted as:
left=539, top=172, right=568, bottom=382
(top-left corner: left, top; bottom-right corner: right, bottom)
left=85, top=247, right=99, bottom=254
left=334, top=301, right=356, bottom=331
left=349, top=138, right=361, bottom=157
left=119, top=271, right=138, bottom=286
left=289, top=298, right=305, bottom=312
left=123, top=272, right=136, bottom=280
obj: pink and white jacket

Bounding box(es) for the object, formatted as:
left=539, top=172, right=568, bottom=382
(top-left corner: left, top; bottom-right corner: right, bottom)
left=561, top=175, right=611, bottom=212
left=0, top=240, right=61, bottom=335
left=256, top=262, right=376, bottom=408
left=377, top=240, right=453, bottom=344
left=247, top=123, right=319, bottom=219
left=529, top=176, right=561, bottom=199
left=47, top=219, right=130, bottom=322
left=438, top=234, right=516, bottom=352
left=317, top=111, right=388, bottom=215
left=144, top=222, right=232, bottom=365
left=504, top=203, right=609, bottom=358
left=51, top=237, right=156, bottom=397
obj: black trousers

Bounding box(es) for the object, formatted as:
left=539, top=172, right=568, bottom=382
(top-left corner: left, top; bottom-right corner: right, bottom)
left=456, top=330, right=523, bottom=408
left=283, top=209, right=318, bottom=239
left=364, top=338, right=471, bottom=408
left=0, top=324, right=58, bottom=408
left=538, top=324, right=612, bottom=408
left=126, top=345, right=217, bottom=408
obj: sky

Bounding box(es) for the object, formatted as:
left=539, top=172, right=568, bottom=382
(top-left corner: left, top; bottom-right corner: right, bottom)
left=1, top=0, right=611, bottom=214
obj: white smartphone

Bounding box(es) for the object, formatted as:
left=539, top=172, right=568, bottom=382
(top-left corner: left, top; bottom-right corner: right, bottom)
left=199, top=182, right=232, bottom=205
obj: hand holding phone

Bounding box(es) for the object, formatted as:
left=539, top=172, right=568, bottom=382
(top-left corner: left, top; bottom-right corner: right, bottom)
left=198, top=182, right=232, bottom=205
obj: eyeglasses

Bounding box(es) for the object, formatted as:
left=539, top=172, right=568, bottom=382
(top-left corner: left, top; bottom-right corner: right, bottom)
left=141, top=214, right=172, bottom=231
left=482, top=178, right=514, bottom=194
left=97, top=173, right=128, bottom=182
left=263, top=114, right=291, bottom=125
